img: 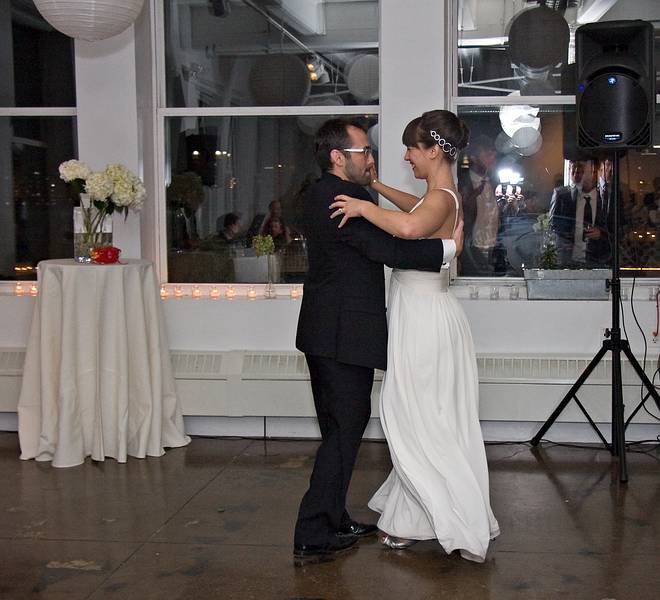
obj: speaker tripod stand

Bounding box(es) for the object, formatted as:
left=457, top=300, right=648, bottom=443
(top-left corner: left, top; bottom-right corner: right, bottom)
left=530, top=153, right=660, bottom=482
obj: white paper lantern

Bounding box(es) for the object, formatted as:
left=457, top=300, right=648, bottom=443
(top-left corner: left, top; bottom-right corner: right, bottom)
left=34, top=0, right=145, bottom=42
left=346, top=55, right=379, bottom=103
left=367, top=123, right=379, bottom=151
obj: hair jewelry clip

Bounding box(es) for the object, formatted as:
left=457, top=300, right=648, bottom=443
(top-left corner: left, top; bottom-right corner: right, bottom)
left=430, top=130, right=457, bottom=158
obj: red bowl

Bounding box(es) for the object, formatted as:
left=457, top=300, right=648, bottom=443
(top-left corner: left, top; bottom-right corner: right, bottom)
left=91, top=246, right=121, bottom=264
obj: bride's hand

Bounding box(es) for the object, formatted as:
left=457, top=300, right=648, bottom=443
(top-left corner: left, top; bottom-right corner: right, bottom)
left=329, top=195, right=368, bottom=228
left=368, top=165, right=379, bottom=186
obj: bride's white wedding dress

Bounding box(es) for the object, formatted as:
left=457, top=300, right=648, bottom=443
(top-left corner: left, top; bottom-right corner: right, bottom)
left=368, top=188, right=500, bottom=562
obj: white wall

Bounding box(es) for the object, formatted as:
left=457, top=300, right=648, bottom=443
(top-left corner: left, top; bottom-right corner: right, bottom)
left=74, top=28, right=142, bottom=258
left=380, top=0, right=446, bottom=200
left=2, top=292, right=657, bottom=357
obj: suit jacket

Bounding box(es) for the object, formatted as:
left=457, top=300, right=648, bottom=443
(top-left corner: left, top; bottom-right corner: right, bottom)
left=549, top=185, right=611, bottom=266
left=296, top=172, right=445, bottom=371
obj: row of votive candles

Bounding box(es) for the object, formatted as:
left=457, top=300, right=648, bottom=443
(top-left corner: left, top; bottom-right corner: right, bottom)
left=14, top=282, right=39, bottom=296
left=468, top=286, right=520, bottom=300
left=159, top=284, right=301, bottom=300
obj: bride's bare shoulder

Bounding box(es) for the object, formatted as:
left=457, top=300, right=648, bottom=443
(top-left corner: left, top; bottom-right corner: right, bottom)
left=425, top=187, right=459, bottom=208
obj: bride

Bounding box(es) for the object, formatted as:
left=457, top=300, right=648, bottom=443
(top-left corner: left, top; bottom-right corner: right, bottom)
left=329, top=109, right=500, bottom=562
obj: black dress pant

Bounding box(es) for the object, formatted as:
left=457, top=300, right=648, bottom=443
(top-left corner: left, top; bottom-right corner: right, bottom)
left=294, top=354, right=374, bottom=546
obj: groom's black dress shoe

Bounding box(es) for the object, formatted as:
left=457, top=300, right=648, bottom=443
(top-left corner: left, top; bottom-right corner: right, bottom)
left=338, top=521, right=379, bottom=538
left=293, top=534, right=358, bottom=566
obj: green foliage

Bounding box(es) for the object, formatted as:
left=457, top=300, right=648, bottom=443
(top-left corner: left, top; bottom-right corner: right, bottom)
left=539, top=242, right=558, bottom=270
left=252, top=234, right=275, bottom=256
left=167, top=172, right=204, bottom=209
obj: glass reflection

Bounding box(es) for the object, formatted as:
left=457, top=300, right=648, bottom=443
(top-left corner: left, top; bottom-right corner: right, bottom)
left=164, top=0, right=379, bottom=108
left=2, top=2, right=75, bottom=108
left=165, top=115, right=378, bottom=283
left=0, top=117, right=77, bottom=280
left=457, top=106, right=660, bottom=277
left=456, top=1, right=660, bottom=97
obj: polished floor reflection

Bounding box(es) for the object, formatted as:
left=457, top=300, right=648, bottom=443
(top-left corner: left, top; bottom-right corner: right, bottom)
left=0, top=432, right=659, bottom=599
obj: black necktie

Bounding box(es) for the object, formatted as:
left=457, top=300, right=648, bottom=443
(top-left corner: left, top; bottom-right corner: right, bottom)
left=583, top=195, right=592, bottom=241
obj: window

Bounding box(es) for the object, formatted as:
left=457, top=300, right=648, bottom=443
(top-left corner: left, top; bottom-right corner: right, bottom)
left=0, top=2, right=76, bottom=281
left=452, top=1, right=660, bottom=279
left=161, top=0, right=380, bottom=284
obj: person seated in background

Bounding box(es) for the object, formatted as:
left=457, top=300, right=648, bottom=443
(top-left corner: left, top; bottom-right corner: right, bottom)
left=549, top=158, right=611, bottom=268
left=204, top=212, right=246, bottom=254
left=245, top=213, right=266, bottom=247
left=261, top=215, right=292, bottom=250
left=218, top=212, right=243, bottom=243
left=260, top=200, right=292, bottom=236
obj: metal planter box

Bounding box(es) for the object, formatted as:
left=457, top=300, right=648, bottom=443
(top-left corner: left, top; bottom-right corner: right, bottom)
left=524, top=269, right=610, bottom=300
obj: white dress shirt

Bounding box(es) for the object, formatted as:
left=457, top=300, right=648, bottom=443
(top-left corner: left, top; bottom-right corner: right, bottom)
left=572, top=188, right=598, bottom=264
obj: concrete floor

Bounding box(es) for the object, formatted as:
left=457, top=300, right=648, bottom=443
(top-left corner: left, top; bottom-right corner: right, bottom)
left=0, top=432, right=659, bottom=599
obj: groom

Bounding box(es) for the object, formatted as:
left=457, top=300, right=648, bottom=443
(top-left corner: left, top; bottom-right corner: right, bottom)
left=294, top=118, right=463, bottom=565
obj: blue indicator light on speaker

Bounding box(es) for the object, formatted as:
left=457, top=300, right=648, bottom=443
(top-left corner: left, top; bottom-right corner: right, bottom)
left=578, top=83, right=585, bottom=91
left=607, top=75, right=617, bottom=86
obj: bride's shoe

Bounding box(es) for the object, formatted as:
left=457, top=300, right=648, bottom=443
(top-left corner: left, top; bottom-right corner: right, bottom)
left=380, top=534, right=418, bottom=549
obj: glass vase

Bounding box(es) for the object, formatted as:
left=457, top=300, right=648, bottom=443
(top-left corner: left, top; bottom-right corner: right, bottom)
left=264, top=253, right=280, bottom=299
left=73, top=195, right=112, bottom=263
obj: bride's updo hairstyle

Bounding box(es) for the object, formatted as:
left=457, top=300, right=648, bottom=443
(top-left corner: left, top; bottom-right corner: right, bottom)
left=401, top=110, right=470, bottom=163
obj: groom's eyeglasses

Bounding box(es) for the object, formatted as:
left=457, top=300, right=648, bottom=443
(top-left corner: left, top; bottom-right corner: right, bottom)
left=341, top=146, right=373, bottom=157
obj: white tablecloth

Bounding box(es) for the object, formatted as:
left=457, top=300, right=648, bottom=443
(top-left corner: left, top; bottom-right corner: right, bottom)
left=18, top=259, right=191, bottom=467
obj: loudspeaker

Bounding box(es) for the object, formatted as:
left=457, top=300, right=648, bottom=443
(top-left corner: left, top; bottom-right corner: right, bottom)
left=576, top=20, right=655, bottom=150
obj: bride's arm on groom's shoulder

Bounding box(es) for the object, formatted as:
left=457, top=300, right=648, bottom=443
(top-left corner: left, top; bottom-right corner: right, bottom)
left=330, top=189, right=453, bottom=240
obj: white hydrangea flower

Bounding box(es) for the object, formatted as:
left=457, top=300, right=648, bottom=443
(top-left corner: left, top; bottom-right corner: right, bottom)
left=85, top=172, right=114, bottom=202
left=59, top=160, right=91, bottom=182
left=105, top=164, right=145, bottom=210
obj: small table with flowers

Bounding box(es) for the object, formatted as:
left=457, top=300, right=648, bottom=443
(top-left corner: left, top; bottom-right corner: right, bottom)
left=18, top=259, right=190, bottom=467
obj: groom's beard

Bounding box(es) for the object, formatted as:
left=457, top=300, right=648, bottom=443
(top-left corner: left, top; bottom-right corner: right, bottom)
left=345, top=157, right=371, bottom=186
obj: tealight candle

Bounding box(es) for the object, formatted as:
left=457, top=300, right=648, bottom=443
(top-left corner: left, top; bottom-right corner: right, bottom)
left=247, top=286, right=257, bottom=299
left=225, top=286, right=235, bottom=299
left=174, top=286, right=184, bottom=298
left=29, top=284, right=38, bottom=296
left=290, top=286, right=300, bottom=299
left=210, top=286, right=220, bottom=299
left=192, top=285, right=202, bottom=299
left=15, top=282, right=24, bottom=296
left=160, top=285, right=169, bottom=299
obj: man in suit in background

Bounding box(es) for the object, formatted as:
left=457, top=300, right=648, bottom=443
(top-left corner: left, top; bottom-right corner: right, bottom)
left=549, top=158, right=611, bottom=267
left=294, top=118, right=462, bottom=565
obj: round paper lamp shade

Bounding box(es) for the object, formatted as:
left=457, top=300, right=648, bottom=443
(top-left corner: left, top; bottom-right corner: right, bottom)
left=34, top=0, right=145, bottom=42
left=514, top=130, right=543, bottom=156
left=249, top=55, right=311, bottom=106
left=346, top=54, right=379, bottom=102
left=367, top=122, right=379, bottom=151
left=511, top=126, right=541, bottom=149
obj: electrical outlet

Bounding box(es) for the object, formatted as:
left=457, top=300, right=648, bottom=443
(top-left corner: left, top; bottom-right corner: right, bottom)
left=652, top=336, right=658, bottom=345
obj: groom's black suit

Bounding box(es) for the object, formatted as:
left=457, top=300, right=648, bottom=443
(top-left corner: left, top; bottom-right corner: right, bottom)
left=294, top=172, right=447, bottom=546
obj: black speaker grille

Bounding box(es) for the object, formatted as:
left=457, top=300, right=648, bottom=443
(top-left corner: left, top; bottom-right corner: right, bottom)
left=627, top=124, right=651, bottom=147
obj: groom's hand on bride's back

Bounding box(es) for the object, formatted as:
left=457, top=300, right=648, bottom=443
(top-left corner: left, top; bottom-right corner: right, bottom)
left=452, top=219, right=464, bottom=257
